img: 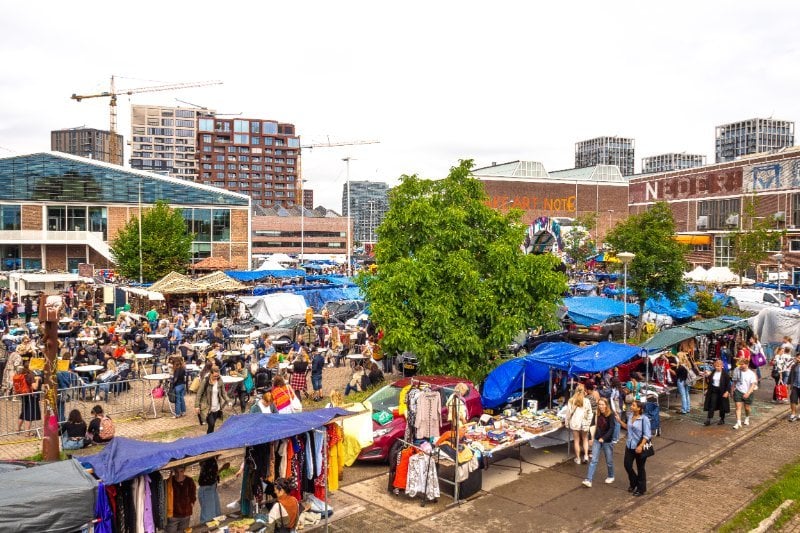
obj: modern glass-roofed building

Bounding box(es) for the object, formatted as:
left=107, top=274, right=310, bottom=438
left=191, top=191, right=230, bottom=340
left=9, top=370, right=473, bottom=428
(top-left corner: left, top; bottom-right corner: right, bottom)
left=0, top=152, right=251, bottom=272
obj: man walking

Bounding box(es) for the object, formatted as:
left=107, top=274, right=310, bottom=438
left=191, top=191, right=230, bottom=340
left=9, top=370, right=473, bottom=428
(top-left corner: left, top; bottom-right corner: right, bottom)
left=787, top=353, right=800, bottom=421
left=732, top=357, right=758, bottom=429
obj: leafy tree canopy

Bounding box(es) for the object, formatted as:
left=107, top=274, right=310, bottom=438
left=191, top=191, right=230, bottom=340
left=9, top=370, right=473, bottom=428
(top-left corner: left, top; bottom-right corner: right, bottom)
left=110, top=200, right=193, bottom=282
left=359, top=160, right=567, bottom=383
left=730, top=197, right=785, bottom=285
left=605, top=202, right=689, bottom=316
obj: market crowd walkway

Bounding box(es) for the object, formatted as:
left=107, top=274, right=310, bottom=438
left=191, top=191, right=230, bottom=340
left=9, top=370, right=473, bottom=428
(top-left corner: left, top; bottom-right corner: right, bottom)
left=318, top=384, right=796, bottom=533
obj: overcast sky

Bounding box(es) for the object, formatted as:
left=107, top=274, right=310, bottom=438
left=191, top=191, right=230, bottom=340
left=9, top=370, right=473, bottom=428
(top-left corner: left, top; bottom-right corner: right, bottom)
left=2, top=1, right=799, bottom=210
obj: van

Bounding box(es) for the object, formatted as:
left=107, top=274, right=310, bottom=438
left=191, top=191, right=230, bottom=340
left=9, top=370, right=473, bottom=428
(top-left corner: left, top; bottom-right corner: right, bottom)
left=726, top=288, right=785, bottom=312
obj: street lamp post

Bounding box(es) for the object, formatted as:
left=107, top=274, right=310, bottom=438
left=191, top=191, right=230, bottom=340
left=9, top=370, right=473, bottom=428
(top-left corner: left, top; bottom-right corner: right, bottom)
left=617, top=252, right=635, bottom=343
left=343, top=157, right=352, bottom=276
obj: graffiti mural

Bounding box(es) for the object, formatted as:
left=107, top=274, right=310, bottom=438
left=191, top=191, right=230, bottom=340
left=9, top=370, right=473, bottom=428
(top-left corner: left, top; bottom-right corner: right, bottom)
left=744, top=158, right=800, bottom=192
left=522, top=216, right=562, bottom=254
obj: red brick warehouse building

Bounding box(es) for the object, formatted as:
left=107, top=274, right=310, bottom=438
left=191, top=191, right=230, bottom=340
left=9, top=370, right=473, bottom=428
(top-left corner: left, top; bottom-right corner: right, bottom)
left=471, top=160, right=630, bottom=245
left=628, top=146, right=800, bottom=283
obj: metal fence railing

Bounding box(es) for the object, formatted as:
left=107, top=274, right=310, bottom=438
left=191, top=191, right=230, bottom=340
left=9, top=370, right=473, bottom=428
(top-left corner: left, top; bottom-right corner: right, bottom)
left=0, top=377, right=149, bottom=440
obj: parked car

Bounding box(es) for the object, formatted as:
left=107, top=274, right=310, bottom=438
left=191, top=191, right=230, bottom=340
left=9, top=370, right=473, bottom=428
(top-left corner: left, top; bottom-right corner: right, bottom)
left=565, top=314, right=638, bottom=342
left=357, top=375, right=483, bottom=462
left=263, top=314, right=344, bottom=344
left=321, top=299, right=367, bottom=323
left=726, top=288, right=784, bottom=313
left=507, top=327, right=567, bottom=356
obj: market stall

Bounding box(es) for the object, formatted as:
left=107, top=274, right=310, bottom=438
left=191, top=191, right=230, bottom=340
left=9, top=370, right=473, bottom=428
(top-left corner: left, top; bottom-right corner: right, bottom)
left=84, top=409, right=352, bottom=531
left=0, top=459, right=98, bottom=533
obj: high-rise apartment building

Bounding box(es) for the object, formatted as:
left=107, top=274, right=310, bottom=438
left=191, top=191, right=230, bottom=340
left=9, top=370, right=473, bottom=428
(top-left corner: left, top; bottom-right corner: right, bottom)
left=575, top=136, right=635, bottom=176
left=342, top=181, right=389, bottom=244
left=715, top=118, right=795, bottom=163
left=51, top=127, right=123, bottom=165
left=303, top=189, right=314, bottom=210
left=196, top=117, right=301, bottom=208
left=130, top=105, right=200, bottom=179
left=642, top=152, right=707, bottom=174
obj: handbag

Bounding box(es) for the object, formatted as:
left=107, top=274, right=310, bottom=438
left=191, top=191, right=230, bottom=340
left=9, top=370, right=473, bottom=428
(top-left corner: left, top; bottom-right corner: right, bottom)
left=152, top=386, right=165, bottom=399
left=686, top=367, right=698, bottom=386
left=243, top=372, right=254, bottom=393
left=276, top=503, right=292, bottom=533
left=639, top=439, right=655, bottom=458
left=752, top=352, right=767, bottom=368
left=168, top=386, right=176, bottom=404
left=189, top=376, right=201, bottom=393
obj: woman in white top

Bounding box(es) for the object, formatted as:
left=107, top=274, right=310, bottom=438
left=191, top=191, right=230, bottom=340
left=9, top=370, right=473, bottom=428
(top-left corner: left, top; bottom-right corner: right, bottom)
left=567, top=384, right=594, bottom=464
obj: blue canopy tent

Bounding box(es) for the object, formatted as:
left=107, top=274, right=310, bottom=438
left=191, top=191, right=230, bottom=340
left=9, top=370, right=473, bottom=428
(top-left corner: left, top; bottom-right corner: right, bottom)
left=568, top=342, right=642, bottom=374
left=226, top=269, right=306, bottom=282
left=481, top=355, right=552, bottom=409
left=644, top=294, right=698, bottom=320
left=84, top=408, right=349, bottom=485
left=528, top=341, right=582, bottom=370
left=563, top=296, right=640, bottom=326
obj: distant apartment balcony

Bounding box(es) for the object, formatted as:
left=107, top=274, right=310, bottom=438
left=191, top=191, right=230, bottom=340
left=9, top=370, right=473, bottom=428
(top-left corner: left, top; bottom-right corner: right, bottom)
left=0, top=230, right=113, bottom=261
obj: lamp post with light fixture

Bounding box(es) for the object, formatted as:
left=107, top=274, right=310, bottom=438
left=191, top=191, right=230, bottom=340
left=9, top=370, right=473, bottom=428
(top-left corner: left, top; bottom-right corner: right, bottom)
left=617, top=251, right=635, bottom=343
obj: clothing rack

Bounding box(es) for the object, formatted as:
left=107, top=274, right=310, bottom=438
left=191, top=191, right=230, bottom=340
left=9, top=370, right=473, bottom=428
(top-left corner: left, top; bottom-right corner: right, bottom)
left=394, top=436, right=443, bottom=507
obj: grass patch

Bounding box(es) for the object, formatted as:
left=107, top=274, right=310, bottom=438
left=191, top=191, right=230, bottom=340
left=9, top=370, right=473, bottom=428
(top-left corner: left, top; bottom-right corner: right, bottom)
left=719, top=459, right=800, bottom=532
left=24, top=450, right=69, bottom=461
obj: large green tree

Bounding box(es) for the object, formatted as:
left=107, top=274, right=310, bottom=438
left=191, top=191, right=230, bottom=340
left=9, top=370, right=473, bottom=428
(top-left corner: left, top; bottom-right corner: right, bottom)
left=605, top=202, right=689, bottom=318
left=110, top=200, right=193, bottom=282
left=730, top=197, right=784, bottom=285
left=360, top=160, right=567, bottom=383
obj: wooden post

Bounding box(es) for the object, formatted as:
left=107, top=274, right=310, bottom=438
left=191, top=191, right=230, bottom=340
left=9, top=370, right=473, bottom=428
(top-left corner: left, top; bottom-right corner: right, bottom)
left=39, top=293, right=61, bottom=461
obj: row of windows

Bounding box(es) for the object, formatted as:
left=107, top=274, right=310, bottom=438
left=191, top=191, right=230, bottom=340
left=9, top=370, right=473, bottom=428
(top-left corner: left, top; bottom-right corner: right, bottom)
left=254, top=230, right=347, bottom=238
left=253, top=240, right=344, bottom=249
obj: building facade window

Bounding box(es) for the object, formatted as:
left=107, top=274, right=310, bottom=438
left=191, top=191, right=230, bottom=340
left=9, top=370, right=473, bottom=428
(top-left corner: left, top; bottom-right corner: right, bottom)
left=698, top=199, right=741, bottom=230
left=0, top=205, right=21, bottom=230
left=714, top=235, right=733, bottom=267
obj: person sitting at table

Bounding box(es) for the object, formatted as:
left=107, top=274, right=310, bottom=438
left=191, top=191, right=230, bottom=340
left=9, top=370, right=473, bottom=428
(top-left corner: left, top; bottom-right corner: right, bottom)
left=93, top=359, right=120, bottom=401
left=198, top=315, right=211, bottom=329
left=241, top=337, right=256, bottom=362
left=625, top=372, right=643, bottom=401
left=84, top=339, right=103, bottom=364
left=227, top=361, right=250, bottom=413
left=208, top=324, right=226, bottom=346
left=73, top=347, right=92, bottom=368
left=80, top=325, right=94, bottom=339
left=185, top=315, right=197, bottom=337
left=96, top=326, right=111, bottom=347
left=131, top=334, right=148, bottom=355
left=271, top=375, right=301, bottom=414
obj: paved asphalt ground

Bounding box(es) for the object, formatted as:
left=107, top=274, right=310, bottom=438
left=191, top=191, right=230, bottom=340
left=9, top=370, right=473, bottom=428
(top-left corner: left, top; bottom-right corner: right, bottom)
left=3, top=365, right=798, bottom=532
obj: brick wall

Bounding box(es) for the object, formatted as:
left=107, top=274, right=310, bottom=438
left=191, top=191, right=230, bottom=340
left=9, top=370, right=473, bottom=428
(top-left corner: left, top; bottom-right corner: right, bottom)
left=230, top=208, right=249, bottom=242
left=107, top=206, right=131, bottom=242
left=88, top=248, right=112, bottom=269
left=230, top=243, right=249, bottom=269
left=21, top=205, right=42, bottom=230
left=45, top=245, right=67, bottom=270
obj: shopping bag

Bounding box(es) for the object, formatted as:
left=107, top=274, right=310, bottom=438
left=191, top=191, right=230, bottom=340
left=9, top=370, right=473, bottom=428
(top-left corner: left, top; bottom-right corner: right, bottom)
left=189, top=376, right=201, bottom=393
left=774, top=383, right=788, bottom=402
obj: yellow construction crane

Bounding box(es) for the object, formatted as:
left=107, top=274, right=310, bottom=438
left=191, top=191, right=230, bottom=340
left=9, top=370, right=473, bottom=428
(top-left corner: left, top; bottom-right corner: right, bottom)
left=71, top=75, right=223, bottom=163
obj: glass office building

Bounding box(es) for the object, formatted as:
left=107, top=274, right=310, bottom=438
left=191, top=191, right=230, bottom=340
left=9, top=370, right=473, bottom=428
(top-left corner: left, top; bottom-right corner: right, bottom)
left=0, top=152, right=251, bottom=271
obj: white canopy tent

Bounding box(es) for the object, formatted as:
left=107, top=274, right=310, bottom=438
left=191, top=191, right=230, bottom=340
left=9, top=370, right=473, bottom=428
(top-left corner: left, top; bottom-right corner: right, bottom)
left=256, top=260, right=287, bottom=271
left=238, top=293, right=307, bottom=325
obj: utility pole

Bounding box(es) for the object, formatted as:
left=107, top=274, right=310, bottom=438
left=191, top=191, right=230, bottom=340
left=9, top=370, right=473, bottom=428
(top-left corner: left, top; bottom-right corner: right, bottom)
left=39, top=293, right=60, bottom=461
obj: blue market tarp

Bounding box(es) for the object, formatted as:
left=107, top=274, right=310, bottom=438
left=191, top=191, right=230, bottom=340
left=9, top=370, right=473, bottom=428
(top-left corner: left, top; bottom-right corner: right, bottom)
left=644, top=294, right=698, bottom=320
left=226, top=269, right=306, bottom=282
left=564, top=296, right=639, bottom=326
left=568, top=341, right=642, bottom=374
left=250, top=286, right=362, bottom=308
left=84, top=408, right=349, bottom=485
left=528, top=342, right=583, bottom=370
left=481, top=356, right=552, bottom=408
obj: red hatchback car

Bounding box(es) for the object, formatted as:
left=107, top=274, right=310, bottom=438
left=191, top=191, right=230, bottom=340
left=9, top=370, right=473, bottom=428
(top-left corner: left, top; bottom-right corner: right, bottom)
left=356, top=375, right=483, bottom=462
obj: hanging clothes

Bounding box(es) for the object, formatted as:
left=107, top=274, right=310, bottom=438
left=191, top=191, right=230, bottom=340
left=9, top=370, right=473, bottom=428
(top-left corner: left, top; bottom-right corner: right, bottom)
left=94, top=482, right=114, bottom=533
left=414, top=389, right=442, bottom=440
left=393, top=447, right=415, bottom=491
left=404, top=388, right=422, bottom=442
left=327, top=424, right=344, bottom=492
left=405, top=453, right=440, bottom=500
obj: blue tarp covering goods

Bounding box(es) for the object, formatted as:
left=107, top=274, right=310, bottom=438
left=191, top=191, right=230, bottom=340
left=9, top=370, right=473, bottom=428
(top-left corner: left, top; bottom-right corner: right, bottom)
left=481, top=341, right=642, bottom=408
left=563, top=296, right=640, bottom=326
left=226, top=269, right=306, bottom=281
left=85, top=408, right=349, bottom=485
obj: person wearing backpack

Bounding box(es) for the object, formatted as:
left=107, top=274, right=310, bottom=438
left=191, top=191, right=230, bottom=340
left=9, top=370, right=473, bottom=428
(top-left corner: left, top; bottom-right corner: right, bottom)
left=88, top=405, right=114, bottom=444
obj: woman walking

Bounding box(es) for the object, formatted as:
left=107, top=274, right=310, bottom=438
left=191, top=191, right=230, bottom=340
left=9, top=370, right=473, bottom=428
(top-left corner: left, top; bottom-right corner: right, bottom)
left=675, top=352, right=697, bottom=414
left=567, top=384, right=593, bottom=464
left=617, top=399, right=652, bottom=496
left=582, top=397, right=617, bottom=488
left=703, top=358, right=731, bottom=425
left=195, top=367, right=229, bottom=433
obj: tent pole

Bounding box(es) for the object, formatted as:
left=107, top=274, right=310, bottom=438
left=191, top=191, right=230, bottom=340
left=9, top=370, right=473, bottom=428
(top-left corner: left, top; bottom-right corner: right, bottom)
left=521, top=371, right=525, bottom=412
left=548, top=368, right=553, bottom=409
